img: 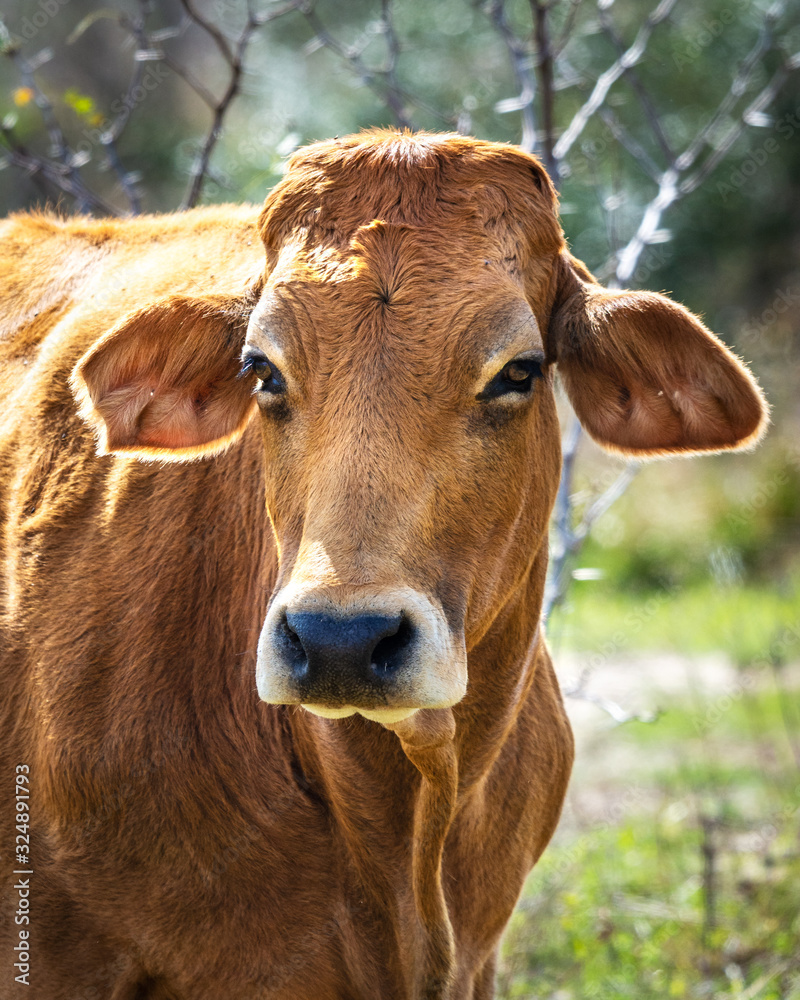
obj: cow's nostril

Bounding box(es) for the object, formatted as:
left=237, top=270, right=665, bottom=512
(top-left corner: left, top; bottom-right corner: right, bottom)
left=282, top=619, right=303, bottom=649
left=371, top=616, right=413, bottom=674
left=277, top=613, right=308, bottom=674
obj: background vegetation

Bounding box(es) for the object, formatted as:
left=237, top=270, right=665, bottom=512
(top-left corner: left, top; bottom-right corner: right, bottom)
left=1, top=0, right=798, bottom=996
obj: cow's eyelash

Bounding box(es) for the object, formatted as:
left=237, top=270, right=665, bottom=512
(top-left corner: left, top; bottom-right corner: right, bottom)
left=238, top=356, right=256, bottom=379
left=239, top=353, right=287, bottom=395
left=238, top=353, right=268, bottom=380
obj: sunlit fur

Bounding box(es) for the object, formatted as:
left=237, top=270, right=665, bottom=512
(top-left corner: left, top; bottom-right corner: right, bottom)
left=0, top=131, right=766, bottom=999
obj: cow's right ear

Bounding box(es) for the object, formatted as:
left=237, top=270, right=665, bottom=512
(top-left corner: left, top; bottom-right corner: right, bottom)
left=71, top=294, right=257, bottom=462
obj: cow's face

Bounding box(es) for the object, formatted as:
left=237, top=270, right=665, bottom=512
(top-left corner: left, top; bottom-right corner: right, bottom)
left=73, top=132, right=767, bottom=725
left=243, top=225, right=563, bottom=721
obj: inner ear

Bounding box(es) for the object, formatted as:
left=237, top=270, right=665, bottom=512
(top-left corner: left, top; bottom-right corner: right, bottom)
left=73, top=294, right=257, bottom=461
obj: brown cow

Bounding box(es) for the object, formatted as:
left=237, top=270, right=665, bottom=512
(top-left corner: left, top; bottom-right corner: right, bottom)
left=0, top=131, right=766, bottom=1000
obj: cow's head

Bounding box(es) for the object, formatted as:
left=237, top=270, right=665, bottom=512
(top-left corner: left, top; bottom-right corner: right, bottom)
left=73, top=132, right=767, bottom=726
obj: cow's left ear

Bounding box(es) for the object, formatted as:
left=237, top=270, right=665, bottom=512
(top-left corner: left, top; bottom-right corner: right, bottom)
left=549, top=254, right=768, bottom=457
left=72, top=294, right=256, bottom=461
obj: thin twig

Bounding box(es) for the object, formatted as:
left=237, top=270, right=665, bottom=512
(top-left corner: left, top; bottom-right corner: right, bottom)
left=546, top=419, right=639, bottom=623
left=679, top=62, right=791, bottom=196
left=614, top=16, right=792, bottom=284
left=100, top=6, right=152, bottom=214
left=381, top=0, right=408, bottom=127
left=597, top=4, right=675, bottom=166
left=677, top=14, right=777, bottom=173
left=180, top=1, right=263, bottom=209
left=545, top=446, right=640, bottom=622
left=163, top=52, right=218, bottom=110
left=0, top=130, right=121, bottom=216
left=178, top=0, right=234, bottom=64
left=487, top=0, right=537, bottom=154
left=599, top=108, right=661, bottom=182
left=0, top=18, right=122, bottom=215
left=299, top=3, right=418, bottom=129
left=560, top=678, right=659, bottom=725
left=0, top=32, right=101, bottom=213
left=551, top=0, right=583, bottom=60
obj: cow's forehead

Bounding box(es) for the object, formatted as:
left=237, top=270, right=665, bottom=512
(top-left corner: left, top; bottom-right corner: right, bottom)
left=250, top=225, right=544, bottom=381
left=249, top=132, right=564, bottom=378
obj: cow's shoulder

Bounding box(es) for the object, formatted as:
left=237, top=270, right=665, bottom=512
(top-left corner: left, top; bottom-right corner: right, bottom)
left=1, top=204, right=262, bottom=340
left=0, top=203, right=263, bottom=397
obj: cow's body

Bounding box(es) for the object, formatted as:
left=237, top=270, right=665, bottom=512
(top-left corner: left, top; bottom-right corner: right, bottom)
left=0, top=132, right=765, bottom=1000
left=0, top=204, right=570, bottom=1000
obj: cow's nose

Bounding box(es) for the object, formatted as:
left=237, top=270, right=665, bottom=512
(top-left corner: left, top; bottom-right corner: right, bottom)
left=279, top=611, right=413, bottom=687
left=256, top=585, right=467, bottom=714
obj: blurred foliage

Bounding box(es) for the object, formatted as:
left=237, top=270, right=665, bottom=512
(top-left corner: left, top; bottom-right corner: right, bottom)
left=500, top=687, right=800, bottom=998
left=563, top=444, right=800, bottom=589
left=550, top=433, right=800, bottom=663
left=552, top=576, right=800, bottom=666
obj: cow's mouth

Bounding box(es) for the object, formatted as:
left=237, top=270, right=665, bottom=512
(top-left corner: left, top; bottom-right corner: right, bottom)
left=301, top=704, right=419, bottom=724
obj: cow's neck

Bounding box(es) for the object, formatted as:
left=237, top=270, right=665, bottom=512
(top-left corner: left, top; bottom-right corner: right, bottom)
left=282, top=548, right=549, bottom=997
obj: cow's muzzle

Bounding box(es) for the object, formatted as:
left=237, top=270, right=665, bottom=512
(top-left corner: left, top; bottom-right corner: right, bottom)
left=256, top=584, right=467, bottom=724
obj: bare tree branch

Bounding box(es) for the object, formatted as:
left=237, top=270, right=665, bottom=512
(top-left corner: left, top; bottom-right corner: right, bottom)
left=545, top=417, right=640, bottom=622
left=544, top=7, right=797, bottom=703
left=0, top=126, right=121, bottom=216
left=380, top=0, right=406, bottom=125
left=561, top=668, right=659, bottom=724
left=163, top=41, right=219, bottom=110
left=553, top=0, right=677, bottom=163
left=531, top=0, right=558, bottom=181
left=179, top=0, right=235, bottom=65
left=298, top=2, right=420, bottom=130
left=179, top=0, right=291, bottom=209
left=487, top=0, right=538, bottom=154
left=96, top=5, right=154, bottom=214
left=551, top=0, right=583, bottom=60
left=679, top=60, right=792, bottom=196
left=614, top=13, right=792, bottom=284
left=0, top=20, right=123, bottom=215
left=597, top=5, right=675, bottom=166
left=599, top=108, right=661, bottom=183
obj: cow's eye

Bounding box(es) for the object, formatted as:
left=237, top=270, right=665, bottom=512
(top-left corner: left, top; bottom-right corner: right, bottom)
left=240, top=353, right=286, bottom=395
left=479, top=356, right=544, bottom=400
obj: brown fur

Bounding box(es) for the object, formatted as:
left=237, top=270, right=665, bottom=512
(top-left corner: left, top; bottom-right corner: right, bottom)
left=0, top=131, right=766, bottom=999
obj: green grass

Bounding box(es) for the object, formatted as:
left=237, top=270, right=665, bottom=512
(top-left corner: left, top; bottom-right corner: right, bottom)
left=498, top=690, right=800, bottom=999
left=547, top=439, right=800, bottom=667
left=549, top=577, right=800, bottom=668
